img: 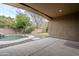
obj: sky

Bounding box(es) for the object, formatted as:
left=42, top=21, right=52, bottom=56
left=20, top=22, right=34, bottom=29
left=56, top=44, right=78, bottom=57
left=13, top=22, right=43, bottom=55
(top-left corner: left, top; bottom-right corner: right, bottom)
left=0, top=3, right=25, bottom=18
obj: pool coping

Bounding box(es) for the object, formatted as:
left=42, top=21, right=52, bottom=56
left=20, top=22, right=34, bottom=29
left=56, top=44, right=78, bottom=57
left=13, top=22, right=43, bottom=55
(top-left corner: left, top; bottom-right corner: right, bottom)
left=0, top=35, right=34, bottom=49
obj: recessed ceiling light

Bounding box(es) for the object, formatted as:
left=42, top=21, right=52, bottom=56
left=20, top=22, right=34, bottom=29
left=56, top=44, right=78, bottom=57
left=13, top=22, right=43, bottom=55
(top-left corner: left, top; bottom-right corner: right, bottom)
left=58, top=9, right=63, bottom=12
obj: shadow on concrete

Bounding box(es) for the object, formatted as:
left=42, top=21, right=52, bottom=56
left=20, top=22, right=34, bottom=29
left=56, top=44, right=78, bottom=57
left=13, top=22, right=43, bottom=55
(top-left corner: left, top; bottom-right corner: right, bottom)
left=0, top=39, right=34, bottom=49
left=64, top=40, right=79, bottom=49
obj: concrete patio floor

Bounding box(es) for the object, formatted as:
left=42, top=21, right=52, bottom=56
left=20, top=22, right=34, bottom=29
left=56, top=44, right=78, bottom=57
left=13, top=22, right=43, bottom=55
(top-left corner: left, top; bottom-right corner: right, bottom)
left=0, top=37, right=79, bottom=56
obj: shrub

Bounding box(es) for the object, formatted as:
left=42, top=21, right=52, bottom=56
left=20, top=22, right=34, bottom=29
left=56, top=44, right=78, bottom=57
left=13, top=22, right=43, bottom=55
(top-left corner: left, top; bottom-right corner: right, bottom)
left=25, top=26, right=35, bottom=34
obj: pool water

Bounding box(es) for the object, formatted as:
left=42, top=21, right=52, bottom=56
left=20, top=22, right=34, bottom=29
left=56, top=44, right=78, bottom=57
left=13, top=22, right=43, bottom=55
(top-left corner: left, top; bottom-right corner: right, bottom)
left=0, top=35, right=27, bottom=41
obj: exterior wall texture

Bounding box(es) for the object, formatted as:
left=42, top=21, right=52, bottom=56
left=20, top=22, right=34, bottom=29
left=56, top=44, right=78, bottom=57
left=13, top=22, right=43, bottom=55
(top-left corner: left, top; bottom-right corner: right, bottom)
left=0, top=28, right=16, bottom=34
left=48, top=12, right=79, bottom=42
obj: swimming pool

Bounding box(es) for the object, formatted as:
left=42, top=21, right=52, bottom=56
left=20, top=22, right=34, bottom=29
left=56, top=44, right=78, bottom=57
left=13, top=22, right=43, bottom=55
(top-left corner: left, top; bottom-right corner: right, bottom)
left=0, top=34, right=27, bottom=41
left=0, top=34, right=34, bottom=48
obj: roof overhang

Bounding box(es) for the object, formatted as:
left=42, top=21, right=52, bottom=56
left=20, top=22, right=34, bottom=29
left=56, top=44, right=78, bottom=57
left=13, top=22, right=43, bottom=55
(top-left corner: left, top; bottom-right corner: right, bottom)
left=5, top=3, right=52, bottom=20
left=5, top=3, right=79, bottom=20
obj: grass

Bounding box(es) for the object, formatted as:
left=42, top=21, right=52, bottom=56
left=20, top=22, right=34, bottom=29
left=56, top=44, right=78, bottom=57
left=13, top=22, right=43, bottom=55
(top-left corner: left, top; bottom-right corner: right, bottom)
left=36, top=32, right=48, bottom=36
left=31, top=29, right=48, bottom=36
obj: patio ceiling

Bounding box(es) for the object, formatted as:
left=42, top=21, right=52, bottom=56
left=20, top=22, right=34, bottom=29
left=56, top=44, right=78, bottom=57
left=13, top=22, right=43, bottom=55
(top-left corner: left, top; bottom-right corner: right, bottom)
left=6, top=3, right=79, bottom=20
left=26, top=3, right=79, bottom=17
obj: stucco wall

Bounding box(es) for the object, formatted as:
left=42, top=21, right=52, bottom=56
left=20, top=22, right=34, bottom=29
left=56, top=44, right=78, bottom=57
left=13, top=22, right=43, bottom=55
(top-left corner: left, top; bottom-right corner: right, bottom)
left=0, top=28, right=16, bottom=34
left=48, top=12, right=79, bottom=42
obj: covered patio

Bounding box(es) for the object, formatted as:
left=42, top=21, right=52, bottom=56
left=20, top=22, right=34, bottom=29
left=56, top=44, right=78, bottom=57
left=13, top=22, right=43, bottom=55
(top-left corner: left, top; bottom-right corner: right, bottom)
left=0, top=3, right=79, bottom=56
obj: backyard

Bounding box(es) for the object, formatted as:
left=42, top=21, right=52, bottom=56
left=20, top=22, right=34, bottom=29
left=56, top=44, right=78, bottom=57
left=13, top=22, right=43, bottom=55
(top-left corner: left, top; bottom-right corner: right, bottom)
left=0, top=3, right=48, bottom=41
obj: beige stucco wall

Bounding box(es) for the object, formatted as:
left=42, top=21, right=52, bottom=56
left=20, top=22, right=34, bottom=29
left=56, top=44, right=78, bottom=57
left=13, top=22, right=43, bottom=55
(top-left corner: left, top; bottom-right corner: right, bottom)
left=0, top=28, right=16, bottom=34
left=48, top=12, right=79, bottom=42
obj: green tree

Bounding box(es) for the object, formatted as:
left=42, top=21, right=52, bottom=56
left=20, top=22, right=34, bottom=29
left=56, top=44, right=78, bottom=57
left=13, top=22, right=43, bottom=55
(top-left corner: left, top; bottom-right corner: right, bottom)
left=15, top=12, right=33, bottom=34
left=0, top=16, right=14, bottom=28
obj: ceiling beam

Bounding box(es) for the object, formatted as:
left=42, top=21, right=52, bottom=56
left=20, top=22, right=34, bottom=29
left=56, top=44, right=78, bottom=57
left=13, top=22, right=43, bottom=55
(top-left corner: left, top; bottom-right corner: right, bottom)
left=20, top=3, right=53, bottom=20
